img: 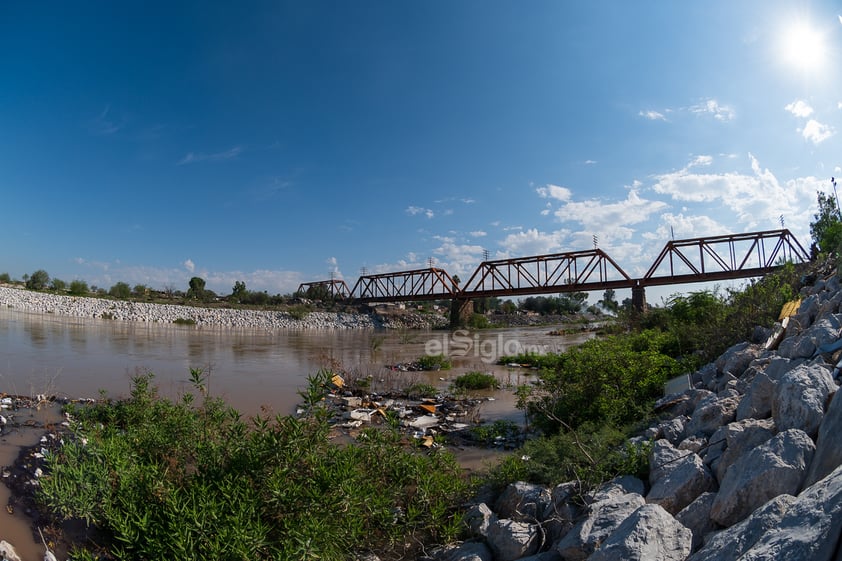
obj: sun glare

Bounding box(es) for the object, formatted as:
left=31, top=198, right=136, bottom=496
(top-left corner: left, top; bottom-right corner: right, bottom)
left=780, top=21, right=827, bottom=73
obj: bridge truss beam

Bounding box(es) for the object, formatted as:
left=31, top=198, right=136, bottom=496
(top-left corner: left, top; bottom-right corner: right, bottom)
left=642, top=229, right=810, bottom=287
left=296, top=279, right=351, bottom=299
left=352, top=267, right=459, bottom=303
left=461, top=248, right=633, bottom=299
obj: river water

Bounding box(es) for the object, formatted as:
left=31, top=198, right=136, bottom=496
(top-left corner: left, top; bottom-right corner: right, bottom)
left=0, top=307, right=594, bottom=559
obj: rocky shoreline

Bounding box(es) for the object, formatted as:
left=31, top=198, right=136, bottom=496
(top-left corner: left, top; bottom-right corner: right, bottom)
left=436, top=261, right=842, bottom=560
left=0, top=286, right=448, bottom=330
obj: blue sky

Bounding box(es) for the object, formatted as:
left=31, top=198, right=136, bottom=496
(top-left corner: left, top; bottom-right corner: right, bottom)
left=2, top=1, right=841, bottom=303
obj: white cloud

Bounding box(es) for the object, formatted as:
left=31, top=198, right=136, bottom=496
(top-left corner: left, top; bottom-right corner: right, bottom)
left=177, top=146, right=243, bottom=165
left=498, top=228, right=570, bottom=257
left=640, top=110, right=666, bottom=121
left=584, top=160, right=598, bottom=165
left=183, top=259, right=195, bottom=273
left=406, top=206, right=435, bottom=218
left=652, top=154, right=820, bottom=230
left=461, top=198, right=476, bottom=204
left=801, top=119, right=834, bottom=144
left=536, top=184, right=572, bottom=201
left=644, top=213, right=729, bottom=241
left=785, top=99, right=814, bottom=118
left=690, top=99, right=735, bottom=121
left=470, top=230, right=487, bottom=237
left=551, top=189, right=668, bottom=242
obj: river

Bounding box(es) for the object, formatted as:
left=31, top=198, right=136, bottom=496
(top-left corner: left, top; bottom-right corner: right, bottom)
left=0, top=306, right=595, bottom=559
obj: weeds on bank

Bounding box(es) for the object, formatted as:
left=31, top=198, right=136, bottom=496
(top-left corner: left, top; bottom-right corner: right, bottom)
left=38, top=369, right=471, bottom=561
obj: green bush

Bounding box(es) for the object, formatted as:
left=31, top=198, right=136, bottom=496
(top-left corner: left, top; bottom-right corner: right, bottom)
left=486, top=422, right=651, bottom=490
left=26, top=269, right=50, bottom=290
left=520, top=331, right=683, bottom=433
left=404, top=383, right=438, bottom=399
left=109, top=282, right=132, bottom=299
left=38, top=372, right=470, bottom=560
left=0, top=272, right=11, bottom=283
left=452, top=371, right=499, bottom=390
left=50, top=278, right=66, bottom=292
left=173, top=317, right=197, bottom=325
left=68, top=280, right=89, bottom=296
left=417, top=354, right=452, bottom=371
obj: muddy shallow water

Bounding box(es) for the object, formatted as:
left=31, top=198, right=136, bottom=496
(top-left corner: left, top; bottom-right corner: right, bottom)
left=0, top=307, right=595, bottom=558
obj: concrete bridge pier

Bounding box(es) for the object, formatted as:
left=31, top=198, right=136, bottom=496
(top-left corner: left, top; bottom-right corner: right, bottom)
left=450, top=298, right=474, bottom=328
left=632, top=283, right=647, bottom=313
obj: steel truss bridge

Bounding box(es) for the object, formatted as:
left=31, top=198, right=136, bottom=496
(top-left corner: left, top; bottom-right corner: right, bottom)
left=298, top=229, right=810, bottom=309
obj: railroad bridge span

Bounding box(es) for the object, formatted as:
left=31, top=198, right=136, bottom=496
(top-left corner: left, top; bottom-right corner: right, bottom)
left=297, top=229, right=810, bottom=322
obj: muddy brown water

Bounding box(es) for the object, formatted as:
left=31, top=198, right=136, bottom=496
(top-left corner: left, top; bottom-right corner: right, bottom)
left=0, top=307, right=595, bottom=558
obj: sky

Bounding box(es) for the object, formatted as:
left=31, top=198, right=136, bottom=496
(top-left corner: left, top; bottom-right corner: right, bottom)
left=2, top=1, right=842, bottom=304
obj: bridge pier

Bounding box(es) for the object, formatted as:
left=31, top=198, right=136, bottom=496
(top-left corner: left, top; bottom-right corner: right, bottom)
left=632, top=283, right=647, bottom=314
left=450, top=298, right=474, bottom=328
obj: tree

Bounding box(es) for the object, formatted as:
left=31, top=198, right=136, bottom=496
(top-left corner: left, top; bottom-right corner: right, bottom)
left=810, top=190, right=842, bottom=254
left=0, top=273, right=10, bottom=283
left=187, top=277, right=206, bottom=300
left=26, top=270, right=50, bottom=290
left=69, top=280, right=89, bottom=296
left=232, top=281, right=247, bottom=302
left=109, top=282, right=132, bottom=299
left=598, top=289, right=619, bottom=313
left=51, top=278, right=67, bottom=292
left=133, top=284, right=149, bottom=298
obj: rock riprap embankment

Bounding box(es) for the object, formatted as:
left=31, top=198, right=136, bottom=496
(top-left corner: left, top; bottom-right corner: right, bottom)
left=0, top=286, right=446, bottom=330
left=431, top=262, right=842, bottom=561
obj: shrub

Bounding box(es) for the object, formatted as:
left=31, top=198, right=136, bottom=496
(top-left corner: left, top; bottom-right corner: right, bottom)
left=404, top=383, right=438, bottom=399
left=26, top=269, right=50, bottom=290
left=108, top=282, right=131, bottom=299
left=0, top=272, right=10, bottom=283
left=133, top=284, right=149, bottom=298
left=38, top=372, right=470, bottom=560
left=417, top=354, right=452, bottom=371
left=173, top=317, right=197, bottom=325
left=50, top=278, right=66, bottom=292
left=452, top=371, right=499, bottom=390
left=68, top=280, right=89, bottom=296
left=468, top=313, right=490, bottom=329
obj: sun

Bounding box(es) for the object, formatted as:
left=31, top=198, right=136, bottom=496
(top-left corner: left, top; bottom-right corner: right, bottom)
left=780, top=21, right=827, bottom=73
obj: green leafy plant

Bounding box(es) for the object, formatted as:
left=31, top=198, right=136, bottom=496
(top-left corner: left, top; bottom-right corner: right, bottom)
left=38, top=371, right=471, bottom=560
left=452, top=371, right=499, bottom=391
left=416, top=354, right=451, bottom=371
left=404, top=383, right=438, bottom=399
left=173, top=317, right=197, bottom=325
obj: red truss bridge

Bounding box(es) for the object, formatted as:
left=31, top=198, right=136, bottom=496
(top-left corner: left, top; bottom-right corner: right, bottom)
left=302, top=229, right=810, bottom=308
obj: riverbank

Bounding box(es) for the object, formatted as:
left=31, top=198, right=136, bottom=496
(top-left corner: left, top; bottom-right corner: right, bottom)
left=0, top=285, right=448, bottom=330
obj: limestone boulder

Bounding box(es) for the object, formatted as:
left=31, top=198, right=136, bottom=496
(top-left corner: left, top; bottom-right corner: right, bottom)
left=733, top=462, right=842, bottom=561
left=772, top=362, right=836, bottom=437
left=710, top=418, right=776, bottom=483
left=710, top=428, right=814, bottom=526
left=555, top=492, right=645, bottom=561
left=778, top=315, right=842, bottom=359
left=587, top=504, right=693, bottom=561
left=588, top=475, right=646, bottom=504
left=648, top=439, right=685, bottom=486
left=646, top=450, right=716, bottom=514
left=463, top=502, right=496, bottom=538
left=715, top=342, right=760, bottom=378
left=685, top=396, right=740, bottom=438
left=656, top=415, right=688, bottom=445
left=688, top=494, right=795, bottom=561
left=486, top=519, right=541, bottom=561
left=804, top=386, right=842, bottom=489
left=495, top=481, right=552, bottom=522
left=543, top=482, right=581, bottom=544
left=675, top=492, right=717, bottom=552
left=735, top=371, right=775, bottom=421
